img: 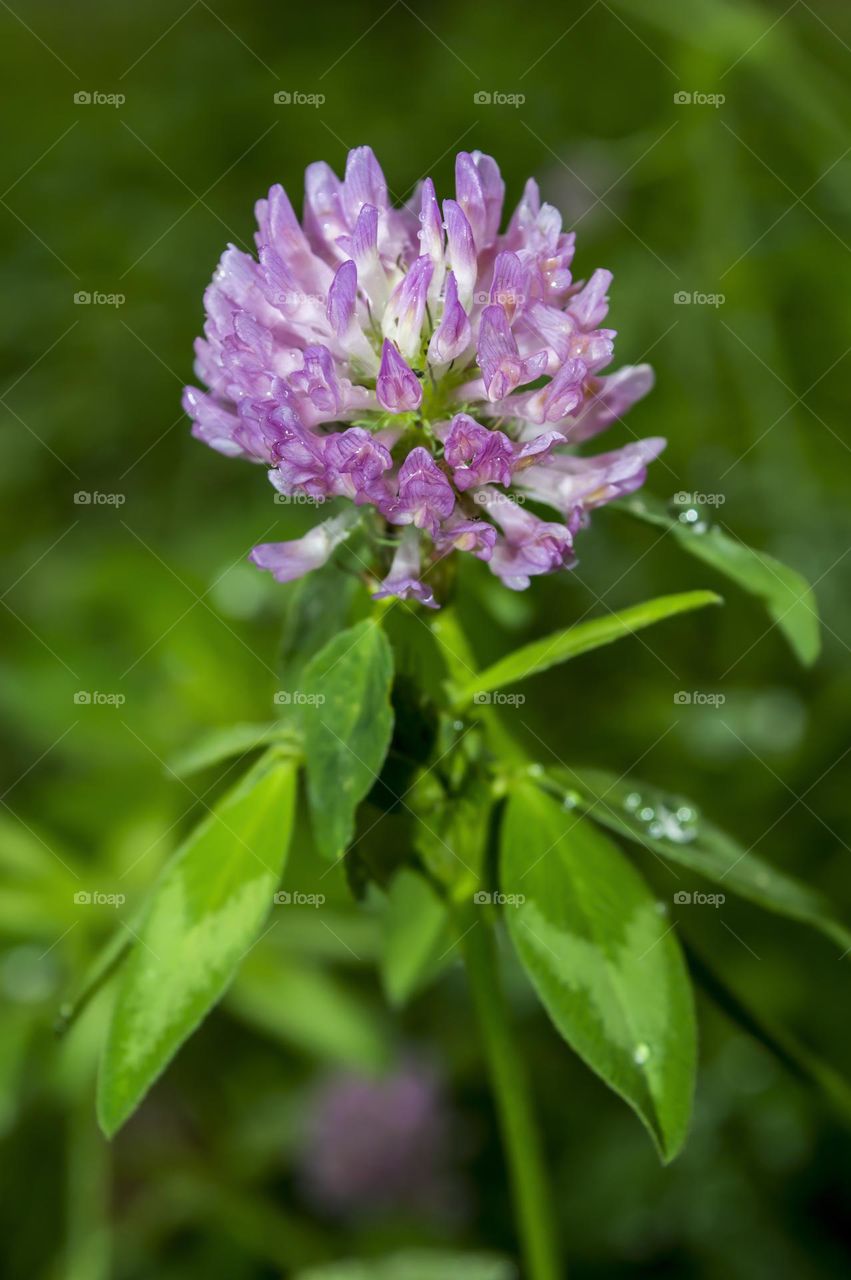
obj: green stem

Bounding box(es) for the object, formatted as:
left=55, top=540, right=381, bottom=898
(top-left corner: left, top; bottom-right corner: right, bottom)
left=461, top=916, right=562, bottom=1280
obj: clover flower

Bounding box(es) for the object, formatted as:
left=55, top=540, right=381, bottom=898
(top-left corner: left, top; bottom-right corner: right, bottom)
left=297, top=1064, right=465, bottom=1221
left=184, top=146, right=663, bottom=605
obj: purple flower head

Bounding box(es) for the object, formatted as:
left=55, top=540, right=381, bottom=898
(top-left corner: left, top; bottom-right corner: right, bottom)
left=477, top=305, right=548, bottom=402
left=489, top=250, right=528, bottom=323
left=434, top=514, right=497, bottom=561
left=517, top=438, right=666, bottom=517
left=376, top=339, right=422, bottom=413
left=297, top=1062, right=465, bottom=1222
left=455, top=150, right=505, bottom=251
left=324, top=427, right=393, bottom=504
left=382, top=255, right=433, bottom=359
left=418, top=177, right=444, bottom=269
left=373, top=528, right=438, bottom=608
left=427, top=271, right=471, bottom=365
left=444, top=413, right=513, bottom=491
left=479, top=489, right=577, bottom=590
left=326, top=258, right=357, bottom=335
left=385, top=446, right=455, bottom=537
left=443, top=199, right=478, bottom=310
left=185, top=146, right=663, bottom=606
left=249, top=513, right=355, bottom=583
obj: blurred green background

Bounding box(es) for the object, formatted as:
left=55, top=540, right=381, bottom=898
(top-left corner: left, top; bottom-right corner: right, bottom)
left=1, top=0, right=850, bottom=1276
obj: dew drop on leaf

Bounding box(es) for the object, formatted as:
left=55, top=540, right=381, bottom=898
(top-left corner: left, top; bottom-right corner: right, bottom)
left=677, top=507, right=710, bottom=534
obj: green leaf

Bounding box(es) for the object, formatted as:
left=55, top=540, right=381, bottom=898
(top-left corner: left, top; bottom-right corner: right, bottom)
left=97, top=752, right=297, bottom=1136
left=553, top=766, right=851, bottom=951
left=501, top=784, right=696, bottom=1162
left=302, top=621, right=394, bottom=860
left=380, top=869, right=454, bottom=1007
left=295, top=1252, right=516, bottom=1280
left=382, top=603, right=450, bottom=709
left=620, top=494, right=820, bottom=665
left=167, top=722, right=298, bottom=779
left=278, top=559, right=362, bottom=687
left=453, top=591, right=721, bottom=705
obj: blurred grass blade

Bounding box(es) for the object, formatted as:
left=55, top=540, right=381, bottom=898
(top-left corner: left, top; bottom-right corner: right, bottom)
left=454, top=591, right=720, bottom=706
left=167, top=722, right=299, bottom=779
left=684, top=939, right=851, bottom=1127
left=553, top=766, right=851, bottom=951
left=295, top=1251, right=517, bottom=1280
left=502, top=783, right=696, bottom=1162
left=56, top=921, right=136, bottom=1038
left=380, top=869, right=454, bottom=1007
left=620, top=494, right=820, bottom=665
left=97, top=752, right=297, bottom=1137
left=228, top=952, right=390, bottom=1071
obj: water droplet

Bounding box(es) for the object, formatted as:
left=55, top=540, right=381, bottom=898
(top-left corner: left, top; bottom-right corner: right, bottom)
left=633, top=1043, right=651, bottom=1065
left=646, top=802, right=699, bottom=844
left=678, top=507, right=710, bottom=534
left=562, top=791, right=580, bottom=811
left=625, top=792, right=642, bottom=812
left=527, top=764, right=544, bottom=778
left=453, top=719, right=465, bottom=731
left=639, top=806, right=655, bottom=823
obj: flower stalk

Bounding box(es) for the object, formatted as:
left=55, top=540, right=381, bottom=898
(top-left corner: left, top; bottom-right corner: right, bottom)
left=461, top=912, right=562, bottom=1280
